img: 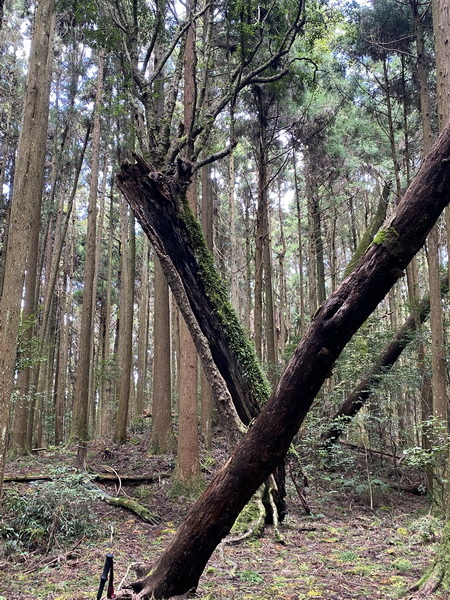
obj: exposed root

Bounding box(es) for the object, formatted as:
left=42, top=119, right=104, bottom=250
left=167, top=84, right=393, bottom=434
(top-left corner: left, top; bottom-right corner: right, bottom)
left=268, top=474, right=285, bottom=544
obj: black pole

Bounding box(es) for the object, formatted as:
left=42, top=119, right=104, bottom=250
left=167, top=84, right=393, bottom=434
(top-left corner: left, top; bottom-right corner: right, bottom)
left=96, top=553, right=114, bottom=600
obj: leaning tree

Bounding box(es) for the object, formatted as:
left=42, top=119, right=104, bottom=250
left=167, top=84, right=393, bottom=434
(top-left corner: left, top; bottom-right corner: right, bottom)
left=96, top=0, right=308, bottom=514
left=115, top=120, right=450, bottom=599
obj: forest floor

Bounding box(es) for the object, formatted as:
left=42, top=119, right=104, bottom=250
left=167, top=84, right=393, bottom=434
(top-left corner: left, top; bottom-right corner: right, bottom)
left=0, top=434, right=445, bottom=600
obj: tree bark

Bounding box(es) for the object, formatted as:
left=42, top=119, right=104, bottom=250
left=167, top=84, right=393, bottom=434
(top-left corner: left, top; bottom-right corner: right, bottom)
left=343, top=181, right=390, bottom=278
left=118, top=160, right=267, bottom=428
left=0, top=0, right=55, bottom=496
left=415, top=1, right=450, bottom=592
left=200, top=163, right=214, bottom=449
left=135, top=235, right=150, bottom=418
left=113, top=201, right=135, bottom=445
left=172, top=0, right=202, bottom=490
left=71, top=49, right=104, bottom=469
left=116, top=121, right=450, bottom=599
left=151, top=256, right=175, bottom=453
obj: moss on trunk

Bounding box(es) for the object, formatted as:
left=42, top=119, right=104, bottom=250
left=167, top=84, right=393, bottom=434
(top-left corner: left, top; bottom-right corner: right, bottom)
left=415, top=520, right=450, bottom=593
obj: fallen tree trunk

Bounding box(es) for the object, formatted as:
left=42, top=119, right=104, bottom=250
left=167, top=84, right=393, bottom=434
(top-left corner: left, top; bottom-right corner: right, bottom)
left=320, top=274, right=449, bottom=448
left=86, top=482, right=161, bottom=524
left=115, top=121, right=450, bottom=599
left=3, top=475, right=161, bottom=524
left=3, top=473, right=170, bottom=484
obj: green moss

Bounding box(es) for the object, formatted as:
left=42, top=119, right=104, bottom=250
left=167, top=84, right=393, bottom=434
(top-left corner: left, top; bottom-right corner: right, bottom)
left=414, top=518, right=450, bottom=592
left=391, top=558, right=413, bottom=573
left=230, top=497, right=263, bottom=536
left=181, top=202, right=271, bottom=406
left=372, top=227, right=399, bottom=246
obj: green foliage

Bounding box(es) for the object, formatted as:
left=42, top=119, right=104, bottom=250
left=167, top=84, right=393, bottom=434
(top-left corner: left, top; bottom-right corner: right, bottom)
left=409, top=515, right=440, bottom=545
left=341, top=476, right=390, bottom=497
left=345, top=0, right=414, bottom=61
left=0, top=469, right=100, bottom=556
left=391, top=558, right=413, bottom=573
left=129, top=416, right=148, bottom=435
left=403, top=416, right=450, bottom=471
left=16, top=313, right=46, bottom=371
left=239, top=569, right=265, bottom=584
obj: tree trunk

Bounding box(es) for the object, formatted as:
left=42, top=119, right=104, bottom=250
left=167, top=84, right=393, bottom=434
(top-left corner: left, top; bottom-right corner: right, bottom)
left=117, top=158, right=267, bottom=426
left=0, top=0, right=55, bottom=496
left=151, top=256, right=175, bottom=453
left=113, top=202, right=136, bottom=445
left=71, top=49, right=104, bottom=469
left=116, top=121, right=450, bottom=599
left=305, top=149, right=326, bottom=313
left=54, top=272, right=69, bottom=446
left=432, top=0, right=450, bottom=131
left=254, top=92, right=268, bottom=362
left=135, top=235, right=150, bottom=417
left=293, top=148, right=306, bottom=336
left=147, top=33, right=174, bottom=453
left=175, top=178, right=201, bottom=489
left=343, top=181, right=390, bottom=278
left=415, top=0, right=450, bottom=592
left=98, top=190, right=116, bottom=439
left=172, top=0, right=202, bottom=491
left=423, top=0, right=448, bottom=500
left=201, top=163, right=214, bottom=449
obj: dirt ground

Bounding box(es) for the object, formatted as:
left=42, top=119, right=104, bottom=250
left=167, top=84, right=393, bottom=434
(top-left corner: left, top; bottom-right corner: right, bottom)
left=0, top=437, right=445, bottom=600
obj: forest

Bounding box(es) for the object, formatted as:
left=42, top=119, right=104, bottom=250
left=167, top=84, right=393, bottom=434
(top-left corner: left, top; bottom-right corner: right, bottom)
left=1, top=0, right=450, bottom=598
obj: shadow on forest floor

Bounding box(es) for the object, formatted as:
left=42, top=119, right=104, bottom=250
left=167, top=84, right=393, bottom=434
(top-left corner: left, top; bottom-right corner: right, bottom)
left=0, top=435, right=445, bottom=600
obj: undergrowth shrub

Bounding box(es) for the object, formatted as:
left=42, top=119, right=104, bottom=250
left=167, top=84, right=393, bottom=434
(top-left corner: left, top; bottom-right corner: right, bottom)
left=0, top=468, right=100, bottom=557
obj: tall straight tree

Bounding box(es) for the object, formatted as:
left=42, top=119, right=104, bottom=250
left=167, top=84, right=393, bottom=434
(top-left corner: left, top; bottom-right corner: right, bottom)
left=253, top=85, right=277, bottom=379
left=174, top=0, right=202, bottom=489
left=0, top=0, right=55, bottom=495
left=200, top=163, right=214, bottom=448
left=71, top=49, right=104, bottom=469
left=415, top=0, right=450, bottom=593
left=135, top=235, right=150, bottom=417
left=113, top=201, right=136, bottom=444
left=423, top=0, right=447, bottom=499
left=148, top=28, right=174, bottom=454
left=10, top=15, right=58, bottom=454
left=151, top=254, right=175, bottom=453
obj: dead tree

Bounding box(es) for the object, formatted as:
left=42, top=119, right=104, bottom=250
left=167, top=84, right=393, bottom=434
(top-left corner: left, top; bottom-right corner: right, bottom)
left=116, top=121, right=450, bottom=599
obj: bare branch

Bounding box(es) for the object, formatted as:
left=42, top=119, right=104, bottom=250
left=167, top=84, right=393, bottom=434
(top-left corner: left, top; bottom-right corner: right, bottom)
left=193, top=143, right=237, bottom=172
